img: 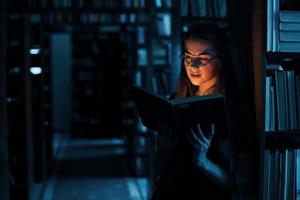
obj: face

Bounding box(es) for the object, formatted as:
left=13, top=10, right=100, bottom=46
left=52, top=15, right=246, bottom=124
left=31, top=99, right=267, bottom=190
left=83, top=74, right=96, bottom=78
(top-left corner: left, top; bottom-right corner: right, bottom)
left=184, top=39, right=220, bottom=86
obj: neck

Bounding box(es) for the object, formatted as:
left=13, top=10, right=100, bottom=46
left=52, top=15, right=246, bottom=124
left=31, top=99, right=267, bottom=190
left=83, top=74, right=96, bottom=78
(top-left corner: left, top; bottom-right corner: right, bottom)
left=197, top=75, right=219, bottom=96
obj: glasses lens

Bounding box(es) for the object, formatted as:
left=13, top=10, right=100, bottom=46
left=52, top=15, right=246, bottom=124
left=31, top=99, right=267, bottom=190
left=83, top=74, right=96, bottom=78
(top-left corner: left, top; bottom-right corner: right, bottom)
left=184, top=55, right=191, bottom=65
left=183, top=54, right=216, bottom=68
left=191, top=57, right=202, bottom=67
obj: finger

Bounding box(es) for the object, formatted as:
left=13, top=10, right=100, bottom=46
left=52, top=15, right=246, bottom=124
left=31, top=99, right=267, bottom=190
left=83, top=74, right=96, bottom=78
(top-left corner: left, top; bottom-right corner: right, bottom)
left=196, top=124, right=209, bottom=144
left=187, top=130, right=202, bottom=150
left=187, top=128, right=207, bottom=149
left=207, top=123, right=215, bottom=142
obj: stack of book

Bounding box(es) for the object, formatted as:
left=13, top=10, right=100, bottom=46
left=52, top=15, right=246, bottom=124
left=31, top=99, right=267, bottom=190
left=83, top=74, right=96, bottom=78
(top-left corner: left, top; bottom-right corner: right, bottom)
left=267, top=0, right=300, bottom=52
left=279, top=11, right=300, bottom=52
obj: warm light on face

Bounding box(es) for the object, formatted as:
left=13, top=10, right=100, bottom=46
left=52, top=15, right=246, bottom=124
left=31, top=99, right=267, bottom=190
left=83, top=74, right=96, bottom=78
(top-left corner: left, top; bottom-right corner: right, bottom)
left=184, top=39, right=220, bottom=86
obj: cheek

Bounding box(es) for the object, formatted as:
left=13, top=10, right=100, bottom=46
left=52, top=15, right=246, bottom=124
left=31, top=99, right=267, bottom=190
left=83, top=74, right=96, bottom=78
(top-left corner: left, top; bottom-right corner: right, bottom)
left=203, top=64, right=220, bottom=78
left=201, top=68, right=217, bottom=79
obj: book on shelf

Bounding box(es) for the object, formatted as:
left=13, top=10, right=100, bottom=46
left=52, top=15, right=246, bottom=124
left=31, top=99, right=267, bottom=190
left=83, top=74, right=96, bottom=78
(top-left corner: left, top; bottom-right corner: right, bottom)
left=285, top=70, right=297, bottom=200
left=279, top=42, right=300, bottom=52
left=180, top=0, right=189, bottom=17
left=280, top=31, right=300, bottom=42
left=278, top=21, right=300, bottom=52
left=267, top=0, right=277, bottom=52
left=296, top=76, right=300, bottom=128
left=156, top=13, right=171, bottom=36
left=296, top=76, right=300, bottom=194
left=218, top=0, right=227, bottom=18
left=280, top=11, right=300, bottom=23
left=272, top=0, right=279, bottom=52
left=190, top=0, right=207, bottom=17
left=279, top=22, right=300, bottom=31
left=128, top=84, right=228, bottom=138
left=264, top=68, right=300, bottom=200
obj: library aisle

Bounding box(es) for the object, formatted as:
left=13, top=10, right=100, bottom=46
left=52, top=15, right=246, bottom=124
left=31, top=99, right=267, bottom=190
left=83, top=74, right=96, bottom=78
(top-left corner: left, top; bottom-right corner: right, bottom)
left=41, top=138, right=147, bottom=200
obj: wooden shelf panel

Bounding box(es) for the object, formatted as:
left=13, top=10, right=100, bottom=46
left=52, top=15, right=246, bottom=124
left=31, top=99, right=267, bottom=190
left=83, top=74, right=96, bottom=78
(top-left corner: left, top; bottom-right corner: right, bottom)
left=266, top=52, right=300, bottom=62
left=265, top=130, right=300, bottom=149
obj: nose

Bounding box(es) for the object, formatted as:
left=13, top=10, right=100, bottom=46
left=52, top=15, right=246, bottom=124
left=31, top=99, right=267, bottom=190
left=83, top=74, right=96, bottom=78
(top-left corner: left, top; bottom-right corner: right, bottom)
left=191, top=58, right=202, bottom=68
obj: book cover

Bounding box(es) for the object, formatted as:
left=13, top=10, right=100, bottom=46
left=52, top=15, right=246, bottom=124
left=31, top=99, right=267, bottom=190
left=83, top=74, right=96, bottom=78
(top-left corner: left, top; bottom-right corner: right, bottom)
left=129, top=85, right=228, bottom=138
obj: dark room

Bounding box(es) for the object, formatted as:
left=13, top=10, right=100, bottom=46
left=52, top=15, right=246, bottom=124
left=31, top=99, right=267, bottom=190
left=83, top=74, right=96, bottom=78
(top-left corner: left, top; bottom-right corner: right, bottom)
left=1, top=0, right=300, bottom=200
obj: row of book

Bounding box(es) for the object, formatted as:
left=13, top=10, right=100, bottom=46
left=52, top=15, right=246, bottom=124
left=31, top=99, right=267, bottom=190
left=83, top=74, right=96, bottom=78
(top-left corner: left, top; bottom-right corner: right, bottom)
left=28, top=0, right=147, bottom=9
left=77, top=13, right=149, bottom=24
left=267, top=0, right=300, bottom=52
left=152, top=41, right=171, bottom=66
left=155, top=13, right=172, bottom=37
left=154, top=0, right=172, bottom=8
left=264, top=65, right=300, bottom=200
left=28, top=13, right=150, bottom=25
left=27, top=0, right=174, bottom=9
left=180, top=0, right=227, bottom=18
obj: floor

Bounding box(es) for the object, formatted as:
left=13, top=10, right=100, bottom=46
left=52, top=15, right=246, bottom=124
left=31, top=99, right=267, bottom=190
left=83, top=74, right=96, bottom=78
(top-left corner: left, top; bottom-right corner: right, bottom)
left=41, top=138, right=148, bottom=200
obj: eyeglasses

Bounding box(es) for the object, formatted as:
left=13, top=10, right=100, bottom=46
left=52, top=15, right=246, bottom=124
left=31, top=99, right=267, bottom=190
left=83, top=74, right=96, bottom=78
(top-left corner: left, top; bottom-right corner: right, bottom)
left=181, top=54, right=218, bottom=68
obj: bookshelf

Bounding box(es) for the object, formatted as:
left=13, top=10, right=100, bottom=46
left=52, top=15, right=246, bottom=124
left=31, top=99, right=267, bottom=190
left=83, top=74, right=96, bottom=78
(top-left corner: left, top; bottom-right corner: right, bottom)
left=252, top=0, right=300, bottom=199
left=6, top=8, right=34, bottom=200
left=71, top=28, right=123, bottom=138
left=4, top=2, right=55, bottom=199
left=29, top=22, right=48, bottom=183
left=266, top=131, right=300, bottom=149
left=0, top=1, right=9, bottom=200
left=42, top=27, right=53, bottom=170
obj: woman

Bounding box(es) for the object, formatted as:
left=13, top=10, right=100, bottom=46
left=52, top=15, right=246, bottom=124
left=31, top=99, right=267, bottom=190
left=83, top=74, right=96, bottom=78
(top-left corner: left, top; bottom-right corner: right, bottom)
left=151, top=23, right=256, bottom=199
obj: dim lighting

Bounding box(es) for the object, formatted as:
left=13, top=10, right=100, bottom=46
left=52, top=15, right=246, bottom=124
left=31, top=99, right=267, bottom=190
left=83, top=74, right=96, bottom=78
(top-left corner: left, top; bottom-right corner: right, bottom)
left=30, top=67, right=42, bottom=75
left=29, top=48, right=41, bottom=55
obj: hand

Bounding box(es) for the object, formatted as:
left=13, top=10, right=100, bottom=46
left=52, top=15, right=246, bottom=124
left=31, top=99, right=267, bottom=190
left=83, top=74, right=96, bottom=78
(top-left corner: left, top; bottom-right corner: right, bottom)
left=187, top=123, right=215, bottom=168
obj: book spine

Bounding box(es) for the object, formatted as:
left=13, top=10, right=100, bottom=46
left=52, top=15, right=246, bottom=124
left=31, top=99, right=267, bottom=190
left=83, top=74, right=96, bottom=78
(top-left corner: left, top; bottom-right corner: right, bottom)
left=279, top=41, right=300, bottom=52
left=267, top=0, right=273, bottom=52
left=280, top=11, right=300, bottom=23
left=280, top=22, right=300, bottom=31
left=280, top=31, right=300, bottom=42
left=272, top=0, right=279, bottom=51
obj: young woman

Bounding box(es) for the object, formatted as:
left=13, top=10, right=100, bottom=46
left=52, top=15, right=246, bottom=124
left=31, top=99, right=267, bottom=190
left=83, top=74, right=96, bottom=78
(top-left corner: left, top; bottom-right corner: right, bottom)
left=151, top=23, right=257, bottom=199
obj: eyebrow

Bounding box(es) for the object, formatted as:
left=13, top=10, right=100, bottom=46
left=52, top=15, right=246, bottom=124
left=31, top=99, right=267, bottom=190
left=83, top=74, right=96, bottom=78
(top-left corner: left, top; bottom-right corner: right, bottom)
left=185, top=46, right=214, bottom=56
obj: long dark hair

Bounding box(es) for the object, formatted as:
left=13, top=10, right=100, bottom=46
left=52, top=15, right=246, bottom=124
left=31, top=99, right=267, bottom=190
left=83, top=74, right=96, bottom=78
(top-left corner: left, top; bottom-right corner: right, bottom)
left=176, top=23, right=237, bottom=102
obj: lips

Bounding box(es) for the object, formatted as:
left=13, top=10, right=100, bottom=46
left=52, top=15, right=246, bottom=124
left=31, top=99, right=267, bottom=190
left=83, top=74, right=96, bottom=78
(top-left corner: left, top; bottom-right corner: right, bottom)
left=191, top=74, right=201, bottom=78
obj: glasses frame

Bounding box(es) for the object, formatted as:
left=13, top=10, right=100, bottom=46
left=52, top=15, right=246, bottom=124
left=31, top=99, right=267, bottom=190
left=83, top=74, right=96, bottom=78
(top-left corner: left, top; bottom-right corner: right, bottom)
left=180, top=54, right=218, bottom=68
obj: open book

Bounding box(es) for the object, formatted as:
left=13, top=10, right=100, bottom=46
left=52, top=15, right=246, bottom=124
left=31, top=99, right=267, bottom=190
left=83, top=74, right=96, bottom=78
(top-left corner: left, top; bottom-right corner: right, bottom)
left=129, top=85, right=228, bottom=138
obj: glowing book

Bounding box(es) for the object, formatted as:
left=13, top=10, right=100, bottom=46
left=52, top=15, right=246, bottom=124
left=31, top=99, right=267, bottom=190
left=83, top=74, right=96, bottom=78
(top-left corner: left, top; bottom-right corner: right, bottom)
left=129, top=85, right=229, bottom=138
